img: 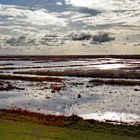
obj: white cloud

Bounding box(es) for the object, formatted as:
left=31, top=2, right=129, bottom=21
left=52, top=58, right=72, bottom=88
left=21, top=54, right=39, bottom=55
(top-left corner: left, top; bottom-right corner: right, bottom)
left=65, top=0, right=140, bottom=11
left=56, top=2, right=63, bottom=6
left=81, top=10, right=140, bottom=27
left=0, top=1, right=139, bottom=33
left=0, top=1, right=140, bottom=55
left=64, top=0, right=140, bottom=27
left=65, top=0, right=94, bottom=9
left=0, top=4, right=67, bottom=27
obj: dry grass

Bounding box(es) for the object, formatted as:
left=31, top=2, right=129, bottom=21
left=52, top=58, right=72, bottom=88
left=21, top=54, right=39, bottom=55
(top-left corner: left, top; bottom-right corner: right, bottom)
left=88, top=79, right=140, bottom=86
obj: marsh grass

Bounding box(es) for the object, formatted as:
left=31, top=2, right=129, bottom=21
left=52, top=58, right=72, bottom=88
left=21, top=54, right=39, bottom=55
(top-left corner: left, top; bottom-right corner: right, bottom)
left=0, top=74, right=63, bottom=82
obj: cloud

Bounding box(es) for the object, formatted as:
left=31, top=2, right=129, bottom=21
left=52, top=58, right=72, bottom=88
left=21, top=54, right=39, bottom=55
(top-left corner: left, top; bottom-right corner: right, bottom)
left=64, top=0, right=140, bottom=28
left=1, top=0, right=139, bottom=34
left=90, top=32, right=115, bottom=44
left=4, top=32, right=66, bottom=46
left=66, top=0, right=140, bottom=11
left=67, top=32, right=92, bottom=41
left=66, top=31, right=115, bottom=44
left=0, top=0, right=139, bottom=55
left=65, top=0, right=94, bottom=9
left=4, top=31, right=115, bottom=47
left=0, top=4, right=67, bottom=27
left=4, top=34, right=36, bottom=46
left=40, top=33, right=65, bottom=46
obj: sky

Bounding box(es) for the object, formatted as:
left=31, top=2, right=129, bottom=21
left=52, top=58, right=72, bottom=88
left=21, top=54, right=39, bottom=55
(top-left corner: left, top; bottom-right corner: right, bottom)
left=0, top=0, right=140, bottom=55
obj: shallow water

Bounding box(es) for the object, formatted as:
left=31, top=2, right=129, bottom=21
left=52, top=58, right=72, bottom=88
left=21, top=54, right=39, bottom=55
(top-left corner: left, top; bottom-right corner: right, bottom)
left=0, top=57, right=140, bottom=124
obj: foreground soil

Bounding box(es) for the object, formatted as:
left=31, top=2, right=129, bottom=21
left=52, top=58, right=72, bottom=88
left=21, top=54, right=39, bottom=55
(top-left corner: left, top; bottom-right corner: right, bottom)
left=0, top=109, right=140, bottom=140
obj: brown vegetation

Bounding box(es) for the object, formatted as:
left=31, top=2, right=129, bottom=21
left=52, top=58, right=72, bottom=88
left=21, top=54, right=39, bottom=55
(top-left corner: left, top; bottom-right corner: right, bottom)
left=0, top=80, right=23, bottom=91
left=88, top=79, right=140, bottom=86
left=50, top=83, right=65, bottom=93
left=14, top=69, right=140, bottom=80
left=0, top=74, right=63, bottom=82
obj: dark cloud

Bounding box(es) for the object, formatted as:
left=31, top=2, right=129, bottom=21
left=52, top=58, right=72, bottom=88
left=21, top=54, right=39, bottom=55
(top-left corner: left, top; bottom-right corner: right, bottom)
left=5, top=35, right=35, bottom=46
left=67, top=32, right=92, bottom=41
left=4, top=33, right=66, bottom=46
left=91, top=33, right=115, bottom=44
left=74, top=7, right=100, bottom=16
left=67, top=32, right=115, bottom=43
left=40, top=33, right=65, bottom=46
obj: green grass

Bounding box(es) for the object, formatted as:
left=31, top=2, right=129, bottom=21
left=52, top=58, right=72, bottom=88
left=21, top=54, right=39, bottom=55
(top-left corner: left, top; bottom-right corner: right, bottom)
left=0, top=110, right=140, bottom=140
left=0, top=118, right=139, bottom=140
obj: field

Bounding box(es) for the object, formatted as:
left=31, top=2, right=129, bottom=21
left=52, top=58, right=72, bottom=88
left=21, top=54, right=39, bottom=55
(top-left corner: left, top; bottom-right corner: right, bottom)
left=0, top=119, right=139, bottom=140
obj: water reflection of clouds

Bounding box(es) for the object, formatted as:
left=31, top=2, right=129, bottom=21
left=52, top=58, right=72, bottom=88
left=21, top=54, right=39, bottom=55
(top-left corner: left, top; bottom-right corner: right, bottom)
left=0, top=93, right=18, bottom=99
left=0, top=57, right=140, bottom=123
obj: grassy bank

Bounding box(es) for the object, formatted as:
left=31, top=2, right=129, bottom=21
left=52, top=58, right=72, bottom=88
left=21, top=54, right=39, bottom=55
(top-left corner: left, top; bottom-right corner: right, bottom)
left=0, top=109, right=140, bottom=140
left=0, top=118, right=139, bottom=140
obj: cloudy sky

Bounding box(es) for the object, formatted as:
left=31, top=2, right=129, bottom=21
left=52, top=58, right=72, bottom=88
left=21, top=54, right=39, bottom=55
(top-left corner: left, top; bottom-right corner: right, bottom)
left=0, top=0, right=140, bottom=55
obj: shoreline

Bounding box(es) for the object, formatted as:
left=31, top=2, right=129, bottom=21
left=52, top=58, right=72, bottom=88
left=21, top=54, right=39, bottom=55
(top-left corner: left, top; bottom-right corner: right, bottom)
left=1, top=107, right=140, bottom=126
